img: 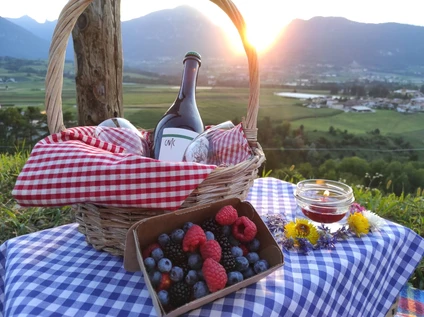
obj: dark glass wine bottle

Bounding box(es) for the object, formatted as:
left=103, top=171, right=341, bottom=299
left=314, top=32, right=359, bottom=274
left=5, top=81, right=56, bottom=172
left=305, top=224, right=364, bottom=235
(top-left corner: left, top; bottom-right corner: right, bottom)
left=152, top=51, right=204, bottom=161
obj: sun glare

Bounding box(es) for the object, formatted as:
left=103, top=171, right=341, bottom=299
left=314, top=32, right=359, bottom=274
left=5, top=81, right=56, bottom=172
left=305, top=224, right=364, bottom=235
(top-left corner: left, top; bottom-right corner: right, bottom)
left=214, top=2, right=290, bottom=55
left=245, top=24, right=280, bottom=54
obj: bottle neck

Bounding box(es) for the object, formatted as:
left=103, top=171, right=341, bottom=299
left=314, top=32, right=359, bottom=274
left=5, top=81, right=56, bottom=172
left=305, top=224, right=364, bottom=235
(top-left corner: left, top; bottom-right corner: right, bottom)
left=178, top=57, right=200, bottom=100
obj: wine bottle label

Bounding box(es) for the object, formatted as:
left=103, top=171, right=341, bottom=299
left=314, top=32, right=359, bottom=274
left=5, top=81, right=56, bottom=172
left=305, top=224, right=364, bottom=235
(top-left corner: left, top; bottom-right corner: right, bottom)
left=158, top=128, right=199, bottom=162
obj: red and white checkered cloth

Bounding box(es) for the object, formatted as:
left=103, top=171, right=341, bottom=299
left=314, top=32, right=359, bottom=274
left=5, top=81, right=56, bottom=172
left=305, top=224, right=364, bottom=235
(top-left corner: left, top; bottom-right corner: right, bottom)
left=206, top=124, right=252, bottom=166
left=12, top=124, right=252, bottom=211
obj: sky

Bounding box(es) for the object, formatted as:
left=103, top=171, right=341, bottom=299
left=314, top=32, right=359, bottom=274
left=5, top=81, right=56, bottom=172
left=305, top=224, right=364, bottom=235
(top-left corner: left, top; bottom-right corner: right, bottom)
left=1, top=0, right=424, bottom=53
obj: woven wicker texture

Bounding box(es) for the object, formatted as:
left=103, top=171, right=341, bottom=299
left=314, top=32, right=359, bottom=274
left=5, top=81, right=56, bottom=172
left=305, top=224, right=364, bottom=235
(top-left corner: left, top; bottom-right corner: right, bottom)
left=45, top=0, right=265, bottom=256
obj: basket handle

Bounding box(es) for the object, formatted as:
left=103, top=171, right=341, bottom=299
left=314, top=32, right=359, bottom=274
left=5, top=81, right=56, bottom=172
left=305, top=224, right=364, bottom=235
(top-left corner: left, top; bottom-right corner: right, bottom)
left=45, top=0, right=260, bottom=143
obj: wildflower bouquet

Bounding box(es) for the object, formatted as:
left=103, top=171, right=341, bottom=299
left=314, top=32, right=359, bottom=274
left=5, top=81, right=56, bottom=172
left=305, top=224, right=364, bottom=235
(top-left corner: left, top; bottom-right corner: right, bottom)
left=263, top=203, right=385, bottom=254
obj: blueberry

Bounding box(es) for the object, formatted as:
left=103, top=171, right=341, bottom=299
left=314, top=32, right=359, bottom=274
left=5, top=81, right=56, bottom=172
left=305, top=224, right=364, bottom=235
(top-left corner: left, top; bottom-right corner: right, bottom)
left=235, top=256, right=249, bottom=271
left=193, top=281, right=209, bottom=299
left=246, top=252, right=260, bottom=264
left=188, top=253, right=203, bottom=270
left=182, top=222, right=194, bottom=232
left=241, top=267, right=255, bottom=279
left=185, top=270, right=199, bottom=285
left=253, top=259, right=270, bottom=274
left=227, top=271, right=244, bottom=285
left=231, top=246, right=243, bottom=257
left=171, top=229, right=185, bottom=243
left=221, top=225, right=231, bottom=236
left=248, top=238, right=260, bottom=252
left=169, top=266, right=184, bottom=282
left=151, top=248, right=164, bottom=262
left=144, top=257, right=156, bottom=272
left=229, top=235, right=240, bottom=246
left=149, top=271, right=162, bottom=287
left=196, top=269, right=204, bottom=281
left=205, top=231, right=215, bottom=241
left=158, top=233, right=170, bottom=247
left=157, top=258, right=172, bottom=273
left=157, top=290, right=169, bottom=306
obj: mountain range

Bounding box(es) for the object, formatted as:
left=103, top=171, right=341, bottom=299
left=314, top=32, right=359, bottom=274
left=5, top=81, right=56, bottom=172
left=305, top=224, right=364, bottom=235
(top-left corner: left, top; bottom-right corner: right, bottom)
left=2, top=6, right=424, bottom=70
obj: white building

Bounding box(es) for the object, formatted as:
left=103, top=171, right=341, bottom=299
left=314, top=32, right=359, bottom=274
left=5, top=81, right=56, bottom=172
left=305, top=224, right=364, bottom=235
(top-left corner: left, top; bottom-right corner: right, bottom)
left=351, top=106, right=374, bottom=113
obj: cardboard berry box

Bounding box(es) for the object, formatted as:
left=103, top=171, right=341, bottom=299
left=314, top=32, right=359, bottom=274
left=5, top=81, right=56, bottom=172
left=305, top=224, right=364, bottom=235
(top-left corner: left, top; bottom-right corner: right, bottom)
left=124, top=198, right=284, bottom=317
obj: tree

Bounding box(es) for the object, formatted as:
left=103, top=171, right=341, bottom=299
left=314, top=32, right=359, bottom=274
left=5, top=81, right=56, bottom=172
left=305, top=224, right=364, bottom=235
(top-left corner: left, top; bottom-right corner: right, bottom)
left=72, top=0, right=123, bottom=126
left=329, top=84, right=339, bottom=95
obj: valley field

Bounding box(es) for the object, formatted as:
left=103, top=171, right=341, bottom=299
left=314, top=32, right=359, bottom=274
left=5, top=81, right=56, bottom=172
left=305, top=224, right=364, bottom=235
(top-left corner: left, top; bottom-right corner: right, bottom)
left=1, top=81, right=424, bottom=158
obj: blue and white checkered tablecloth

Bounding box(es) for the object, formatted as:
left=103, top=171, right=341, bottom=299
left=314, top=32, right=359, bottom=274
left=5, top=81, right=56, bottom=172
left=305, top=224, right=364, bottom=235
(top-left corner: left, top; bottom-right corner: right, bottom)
left=1, top=177, right=423, bottom=317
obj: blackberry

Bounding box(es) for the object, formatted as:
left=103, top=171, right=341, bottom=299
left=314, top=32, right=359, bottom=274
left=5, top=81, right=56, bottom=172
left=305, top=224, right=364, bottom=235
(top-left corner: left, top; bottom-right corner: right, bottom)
left=201, top=217, right=221, bottom=236
left=169, top=282, right=191, bottom=307
left=217, top=233, right=236, bottom=272
left=163, top=241, right=187, bottom=267
left=180, top=262, right=189, bottom=277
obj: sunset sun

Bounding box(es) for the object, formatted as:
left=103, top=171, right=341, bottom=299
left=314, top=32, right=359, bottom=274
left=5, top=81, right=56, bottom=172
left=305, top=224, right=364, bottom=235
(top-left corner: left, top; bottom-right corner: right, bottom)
left=245, top=23, right=281, bottom=53
left=210, top=2, right=290, bottom=55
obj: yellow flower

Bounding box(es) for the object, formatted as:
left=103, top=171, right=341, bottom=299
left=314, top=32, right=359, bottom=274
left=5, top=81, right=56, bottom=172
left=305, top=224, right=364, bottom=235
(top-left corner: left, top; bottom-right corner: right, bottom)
left=348, top=212, right=370, bottom=237
left=285, top=219, right=320, bottom=245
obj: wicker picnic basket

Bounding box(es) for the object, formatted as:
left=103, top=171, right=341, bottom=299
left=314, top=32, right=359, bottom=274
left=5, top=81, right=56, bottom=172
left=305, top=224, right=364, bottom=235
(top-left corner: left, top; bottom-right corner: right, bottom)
left=45, top=0, right=265, bottom=256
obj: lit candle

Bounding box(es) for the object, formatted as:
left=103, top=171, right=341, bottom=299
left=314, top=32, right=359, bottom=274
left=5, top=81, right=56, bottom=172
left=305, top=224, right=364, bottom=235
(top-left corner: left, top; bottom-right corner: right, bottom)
left=295, top=179, right=354, bottom=224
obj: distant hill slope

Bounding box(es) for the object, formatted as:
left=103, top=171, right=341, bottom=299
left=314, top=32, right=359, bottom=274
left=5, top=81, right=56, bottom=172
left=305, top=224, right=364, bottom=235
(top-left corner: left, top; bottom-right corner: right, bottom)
left=268, top=17, right=424, bottom=69
left=6, top=15, right=56, bottom=41
left=6, top=15, right=74, bottom=60
left=3, top=6, right=230, bottom=65
left=0, top=17, right=50, bottom=59
left=2, top=11, right=424, bottom=71
left=121, top=6, right=232, bottom=63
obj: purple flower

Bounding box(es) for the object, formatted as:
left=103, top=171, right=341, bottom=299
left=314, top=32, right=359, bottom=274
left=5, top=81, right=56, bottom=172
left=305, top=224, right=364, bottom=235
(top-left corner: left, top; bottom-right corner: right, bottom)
left=297, top=238, right=314, bottom=254
left=317, top=232, right=336, bottom=250
left=349, top=203, right=366, bottom=214
left=282, top=237, right=295, bottom=250
left=333, top=225, right=350, bottom=240
left=317, top=224, right=331, bottom=233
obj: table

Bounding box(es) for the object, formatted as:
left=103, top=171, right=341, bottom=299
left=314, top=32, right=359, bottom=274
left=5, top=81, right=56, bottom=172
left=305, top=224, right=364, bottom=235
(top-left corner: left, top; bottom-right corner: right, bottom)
left=1, top=177, right=423, bottom=317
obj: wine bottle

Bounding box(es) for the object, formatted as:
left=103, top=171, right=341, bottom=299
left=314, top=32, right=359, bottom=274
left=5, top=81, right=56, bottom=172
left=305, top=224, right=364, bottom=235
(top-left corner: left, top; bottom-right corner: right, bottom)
left=152, top=51, right=204, bottom=161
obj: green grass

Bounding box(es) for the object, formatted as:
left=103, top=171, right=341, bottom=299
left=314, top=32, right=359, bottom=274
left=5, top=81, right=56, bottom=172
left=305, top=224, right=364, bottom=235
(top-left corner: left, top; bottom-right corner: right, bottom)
left=295, top=110, right=424, bottom=135
left=0, top=151, right=74, bottom=243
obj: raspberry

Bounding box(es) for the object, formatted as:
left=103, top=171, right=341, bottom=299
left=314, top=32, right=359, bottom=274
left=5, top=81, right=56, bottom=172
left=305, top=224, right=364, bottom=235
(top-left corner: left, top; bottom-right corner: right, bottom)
left=200, top=240, right=222, bottom=262
left=238, top=244, right=249, bottom=256
left=202, top=258, right=227, bottom=292
left=182, top=224, right=206, bottom=253
left=232, top=216, right=257, bottom=242
left=142, top=243, right=161, bottom=259
left=215, top=205, right=238, bottom=226
left=156, top=272, right=171, bottom=291
left=239, top=244, right=249, bottom=256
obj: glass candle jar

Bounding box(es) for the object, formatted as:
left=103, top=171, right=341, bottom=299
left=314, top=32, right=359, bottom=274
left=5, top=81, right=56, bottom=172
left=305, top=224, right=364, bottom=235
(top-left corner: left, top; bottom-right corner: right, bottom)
left=294, top=179, right=355, bottom=224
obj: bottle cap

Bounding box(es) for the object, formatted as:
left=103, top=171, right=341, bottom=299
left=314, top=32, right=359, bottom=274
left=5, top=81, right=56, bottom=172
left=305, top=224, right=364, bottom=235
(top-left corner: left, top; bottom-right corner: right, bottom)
left=184, top=51, right=201, bottom=66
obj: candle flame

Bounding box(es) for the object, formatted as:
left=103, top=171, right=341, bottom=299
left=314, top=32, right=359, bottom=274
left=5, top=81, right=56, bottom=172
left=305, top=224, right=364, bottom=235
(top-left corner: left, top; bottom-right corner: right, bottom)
left=323, top=190, right=330, bottom=197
